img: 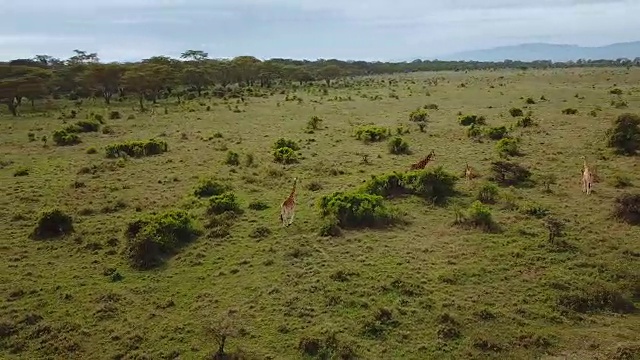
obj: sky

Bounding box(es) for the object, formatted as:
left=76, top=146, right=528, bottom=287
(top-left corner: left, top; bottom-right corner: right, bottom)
left=0, top=0, right=638, bottom=62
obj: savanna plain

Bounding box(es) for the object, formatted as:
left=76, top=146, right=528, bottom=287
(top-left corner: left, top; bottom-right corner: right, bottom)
left=1, top=67, right=639, bottom=360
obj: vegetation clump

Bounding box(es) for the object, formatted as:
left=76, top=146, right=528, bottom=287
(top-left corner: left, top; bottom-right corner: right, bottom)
left=409, top=108, right=429, bottom=122
left=612, top=192, right=640, bottom=225
left=509, top=107, right=524, bottom=117
left=32, top=209, right=74, bottom=239
left=52, top=129, right=81, bottom=146
left=496, top=137, right=520, bottom=157
left=105, top=138, right=168, bottom=158
left=606, top=113, right=640, bottom=155
left=490, top=160, right=532, bottom=186
left=272, top=138, right=300, bottom=164
left=193, top=179, right=230, bottom=198
left=388, top=136, right=410, bottom=154
left=354, top=125, right=390, bottom=143
left=64, top=120, right=100, bottom=133
left=125, top=210, right=200, bottom=269
left=318, top=191, right=398, bottom=229
left=459, top=114, right=486, bottom=126
left=207, top=192, right=242, bottom=215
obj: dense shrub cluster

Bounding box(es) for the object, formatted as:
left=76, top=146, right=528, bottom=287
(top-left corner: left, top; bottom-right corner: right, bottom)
left=32, top=209, right=74, bottom=239
left=409, top=108, right=429, bottom=122
left=318, top=191, right=398, bottom=229
left=496, top=138, right=520, bottom=157
left=105, top=138, right=168, bottom=158
left=361, top=167, right=458, bottom=204
left=52, top=129, right=81, bottom=146
left=207, top=192, right=242, bottom=215
left=64, top=120, right=100, bottom=133
left=125, top=210, right=200, bottom=269
left=388, top=136, right=410, bottom=154
left=484, top=126, right=508, bottom=140
left=354, top=125, right=390, bottom=143
left=606, top=113, right=640, bottom=155
left=194, top=179, right=230, bottom=198
left=458, top=114, right=486, bottom=126
left=490, top=160, right=532, bottom=186
left=273, top=138, right=299, bottom=164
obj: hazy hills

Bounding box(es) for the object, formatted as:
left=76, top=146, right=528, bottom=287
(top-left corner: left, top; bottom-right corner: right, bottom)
left=430, top=41, right=640, bottom=62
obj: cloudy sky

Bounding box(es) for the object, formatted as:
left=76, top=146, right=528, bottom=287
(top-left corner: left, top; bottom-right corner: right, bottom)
left=0, top=0, right=638, bottom=62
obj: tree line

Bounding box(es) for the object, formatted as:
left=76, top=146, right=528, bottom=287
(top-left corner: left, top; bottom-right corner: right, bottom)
left=1, top=48, right=639, bottom=116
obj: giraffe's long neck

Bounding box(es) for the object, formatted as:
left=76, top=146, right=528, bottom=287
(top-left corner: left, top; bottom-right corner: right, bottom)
left=288, top=181, right=297, bottom=199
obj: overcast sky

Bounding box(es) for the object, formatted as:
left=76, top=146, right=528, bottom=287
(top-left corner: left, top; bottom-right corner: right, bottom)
left=0, top=0, right=637, bottom=61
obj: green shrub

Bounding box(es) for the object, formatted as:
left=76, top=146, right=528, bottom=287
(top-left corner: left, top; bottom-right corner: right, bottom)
left=105, top=139, right=168, bottom=158
left=562, top=108, right=578, bottom=115
left=52, top=129, right=81, bottom=146
left=516, top=116, right=535, bottom=128
left=403, top=167, right=458, bottom=204
left=409, top=108, right=429, bottom=122
left=424, top=103, right=439, bottom=110
left=485, top=126, right=508, bottom=140
left=521, top=202, right=550, bottom=218
left=248, top=200, right=269, bottom=210
left=28, top=132, right=36, bottom=141
left=207, top=192, right=242, bottom=215
left=525, top=97, right=536, bottom=104
left=273, top=147, right=298, bottom=164
left=496, top=138, right=519, bottom=157
left=509, top=108, right=524, bottom=117
left=490, top=160, right=532, bottom=186
left=273, top=138, right=300, bottom=151
left=32, top=209, right=74, bottom=239
left=225, top=151, right=240, bottom=166
left=610, top=88, right=623, bottom=95
left=612, top=192, right=640, bottom=225
left=109, top=111, right=122, bottom=120
left=606, top=113, right=640, bottom=155
left=557, top=283, right=635, bottom=314
left=361, top=172, right=408, bottom=198
left=466, top=124, right=483, bottom=139
left=13, top=167, right=29, bottom=177
left=102, top=125, right=114, bottom=134
left=465, top=201, right=495, bottom=231
left=459, top=114, right=486, bottom=126
left=477, top=183, right=499, bottom=204
left=388, top=136, right=410, bottom=155
left=86, top=147, right=97, bottom=154
left=194, top=179, right=230, bottom=198
left=124, top=210, right=200, bottom=269
left=307, top=116, right=323, bottom=130
left=65, top=120, right=100, bottom=133
left=354, top=125, right=389, bottom=143
left=318, top=217, right=342, bottom=237
left=318, top=191, right=398, bottom=229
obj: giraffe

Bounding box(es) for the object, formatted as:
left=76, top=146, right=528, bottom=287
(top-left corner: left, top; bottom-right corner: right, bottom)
left=409, top=150, right=436, bottom=170
left=464, top=163, right=479, bottom=182
left=581, top=156, right=594, bottom=195
left=280, top=177, right=298, bottom=226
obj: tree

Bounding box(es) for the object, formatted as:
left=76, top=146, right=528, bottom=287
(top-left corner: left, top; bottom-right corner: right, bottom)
left=182, top=65, right=213, bottom=96
left=317, top=64, right=342, bottom=86
left=0, top=64, right=51, bottom=115
left=83, top=63, right=123, bottom=104
left=180, top=50, right=208, bottom=61
left=606, top=113, right=640, bottom=155
left=231, top=56, right=262, bottom=86
left=122, top=63, right=173, bottom=110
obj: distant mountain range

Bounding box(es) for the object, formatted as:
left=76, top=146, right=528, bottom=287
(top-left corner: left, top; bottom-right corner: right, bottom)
left=426, top=41, right=640, bottom=62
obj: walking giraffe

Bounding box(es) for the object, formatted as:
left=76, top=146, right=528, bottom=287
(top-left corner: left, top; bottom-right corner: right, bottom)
left=410, top=150, right=436, bottom=170
left=280, top=177, right=298, bottom=226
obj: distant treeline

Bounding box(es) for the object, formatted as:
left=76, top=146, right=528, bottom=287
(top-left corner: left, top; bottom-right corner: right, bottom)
left=1, top=49, right=638, bottom=116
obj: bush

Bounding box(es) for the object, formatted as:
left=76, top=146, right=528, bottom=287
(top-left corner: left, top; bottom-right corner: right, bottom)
left=52, top=129, right=81, bottom=146
left=105, top=139, right=168, bottom=158
left=612, top=193, right=640, bottom=225
left=225, top=151, right=240, bottom=166
left=125, top=210, right=200, bottom=269
left=361, top=172, right=408, bottom=198
left=307, top=116, right=323, bottom=130
left=490, top=160, right=532, bottom=186
left=273, top=138, right=300, bottom=151
left=86, top=147, right=97, bottom=154
left=194, top=179, right=230, bottom=198
left=562, top=108, right=578, bottom=115
left=466, top=124, right=483, bottom=139
left=477, top=183, right=499, bottom=204
left=248, top=200, right=269, bottom=210
left=319, top=217, right=342, bottom=237
left=509, top=108, right=524, bottom=117
left=521, top=202, right=549, bottom=218
left=388, top=136, right=410, bottom=155
left=424, top=103, right=439, bottom=110
left=65, top=120, right=100, bottom=133
left=102, top=125, right=114, bottom=134
left=354, top=125, right=389, bottom=143
left=462, top=201, right=496, bottom=231
left=403, top=167, right=458, bottom=204
left=409, top=108, right=429, bottom=122
left=516, top=116, right=535, bottom=128
left=459, top=114, right=486, bottom=126
left=525, top=97, right=536, bottom=104
left=318, top=191, right=398, bottom=229
left=606, top=113, right=640, bottom=155
left=13, top=167, right=29, bottom=177
left=485, top=126, right=508, bottom=140
left=496, top=138, right=519, bottom=157
left=109, top=111, right=122, bottom=120
left=273, top=147, right=298, bottom=164
left=32, top=209, right=74, bottom=239
left=207, top=192, right=242, bottom=215
left=557, top=283, right=635, bottom=314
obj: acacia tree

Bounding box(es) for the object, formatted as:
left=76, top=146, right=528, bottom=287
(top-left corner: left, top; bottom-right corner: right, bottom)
left=122, top=63, right=173, bottom=110
left=0, top=65, right=51, bottom=115
left=83, top=63, right=123, bottom=104
left=180, top=50, right=208, bottom=61
left=317, top=64, right=342, bottom=86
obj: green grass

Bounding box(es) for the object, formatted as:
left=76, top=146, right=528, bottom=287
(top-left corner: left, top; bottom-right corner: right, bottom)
left=1, top=68, right=639, bottom=359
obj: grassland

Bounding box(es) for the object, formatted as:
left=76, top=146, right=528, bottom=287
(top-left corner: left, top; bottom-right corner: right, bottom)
left=1, top=67, right=639, bottom=360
